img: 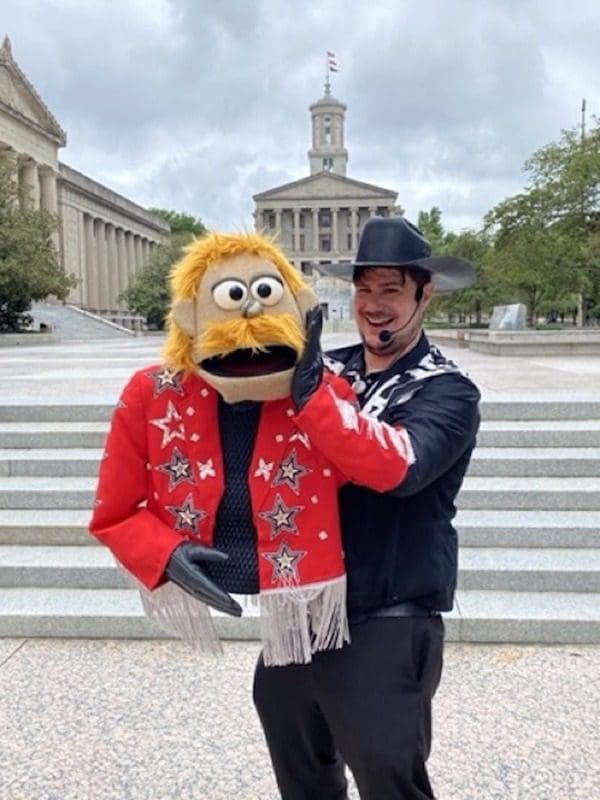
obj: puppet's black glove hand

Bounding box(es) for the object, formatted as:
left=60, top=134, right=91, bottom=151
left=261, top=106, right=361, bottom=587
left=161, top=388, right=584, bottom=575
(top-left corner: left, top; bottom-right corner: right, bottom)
left=165, top=542, right=242, bottom=617
left=292, top=306, right=324, bottom=410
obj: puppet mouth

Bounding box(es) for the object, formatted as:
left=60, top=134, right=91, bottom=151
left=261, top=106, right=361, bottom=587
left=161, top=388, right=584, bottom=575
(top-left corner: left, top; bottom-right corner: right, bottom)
left=201, top=346, right=297, bottom=377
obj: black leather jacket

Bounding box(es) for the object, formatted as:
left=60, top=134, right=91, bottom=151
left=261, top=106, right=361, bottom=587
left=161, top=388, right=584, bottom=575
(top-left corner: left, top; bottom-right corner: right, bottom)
left=325, top=334, right=481, bottom=618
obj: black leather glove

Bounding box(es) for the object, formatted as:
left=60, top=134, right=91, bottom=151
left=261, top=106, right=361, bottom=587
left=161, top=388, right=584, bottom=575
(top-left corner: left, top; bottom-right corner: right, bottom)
left=292, top=306, right=324, bottom=410
left=165, top=542, right=242, bottom=617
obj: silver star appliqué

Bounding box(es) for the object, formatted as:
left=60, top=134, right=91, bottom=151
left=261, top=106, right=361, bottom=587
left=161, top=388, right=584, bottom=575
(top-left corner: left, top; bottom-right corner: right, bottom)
left=165, top=493, right=206, bottom=534
left=254, top=458, right=274, bottom=482
left=197, top=458, right=216, bottom=480
left=262, top=540, right=307, bottom=584
left=258, top=493, right=303, bottom=539
left=145, top=366, right=184, bottom=398
left=271, top=449, right=311, bottom=496
left=156, top=447, right=195, bottom=492
left=150, top=401, right=186, bottom=449
left=289, top=430, right=311, bottom=449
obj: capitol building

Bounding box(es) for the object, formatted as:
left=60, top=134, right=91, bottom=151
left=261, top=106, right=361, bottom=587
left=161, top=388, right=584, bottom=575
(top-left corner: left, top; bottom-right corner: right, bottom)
left=253, top=80, right=402, bottom=320
left=1, top=36, right=402, bottom=323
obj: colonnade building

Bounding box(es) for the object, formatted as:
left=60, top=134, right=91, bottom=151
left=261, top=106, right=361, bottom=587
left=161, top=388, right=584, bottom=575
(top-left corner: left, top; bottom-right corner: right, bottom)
left=0, top=37, right=169, bottom=315
left=253, top=82, right=402, bottom=319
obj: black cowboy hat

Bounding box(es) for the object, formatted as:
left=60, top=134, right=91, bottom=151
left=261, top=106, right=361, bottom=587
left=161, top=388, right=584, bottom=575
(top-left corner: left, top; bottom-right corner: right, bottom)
left=316, top=216, right=476, bottom=291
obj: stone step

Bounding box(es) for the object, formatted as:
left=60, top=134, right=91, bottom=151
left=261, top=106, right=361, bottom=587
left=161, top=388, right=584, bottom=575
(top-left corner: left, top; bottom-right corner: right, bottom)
left=458, top=477, right=600, bottom=510
left=0, top=449, right=102, bottom=477
left=2, top=445, right=599, bottom=479
left=0, top=587, right=597, bottom=643
left=457, top=547, right=600, bottom=591
left=0, top=405, right=112, bottom=423
left=1, top=508, right=597, bottom=548
left=1, top=545, right=598, bottom=593
left=0, top=509, right=94, bottom=545
left=454, top=590, right=600, bottom=643
left=0, top=419, right=599, bottom=450
left=2, top=475, right=600, bottom=511
left=466, top=448, right=600, bottom=477
left=478, top=401, right=600, bottom=421
left=0, top=477, right=95, bottom=509
left=2, top=400, right=600, bottom=423
left=455, top=510, right=600, bottom=548
left=477, top=420, right=600, bottom=448
left=0, top=587, right=259, bottom=640
left=0, top=423, right=107, bottom=449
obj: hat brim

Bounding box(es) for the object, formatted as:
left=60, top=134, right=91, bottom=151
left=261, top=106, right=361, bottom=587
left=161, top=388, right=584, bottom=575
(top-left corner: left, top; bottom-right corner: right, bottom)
left=313, top=255, right=476, bottom=292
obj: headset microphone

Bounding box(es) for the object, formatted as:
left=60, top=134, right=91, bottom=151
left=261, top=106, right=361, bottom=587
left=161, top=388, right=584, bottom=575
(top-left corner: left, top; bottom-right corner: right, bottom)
left=377, top=286, right=424, bottom=344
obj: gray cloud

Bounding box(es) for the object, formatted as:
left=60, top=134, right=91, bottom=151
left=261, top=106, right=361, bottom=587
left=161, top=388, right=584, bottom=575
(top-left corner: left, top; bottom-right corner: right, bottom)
left=3, top=0, right=598, bottom=232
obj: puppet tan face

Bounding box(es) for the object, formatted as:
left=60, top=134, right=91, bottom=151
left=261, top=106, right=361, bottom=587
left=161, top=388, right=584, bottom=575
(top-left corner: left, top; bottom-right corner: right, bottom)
left=171, top=253, right=319, bottom=403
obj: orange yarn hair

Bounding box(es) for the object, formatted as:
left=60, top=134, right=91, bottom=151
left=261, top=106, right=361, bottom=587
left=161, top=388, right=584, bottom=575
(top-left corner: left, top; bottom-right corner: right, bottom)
left=163, top=231, right=306, bottom=374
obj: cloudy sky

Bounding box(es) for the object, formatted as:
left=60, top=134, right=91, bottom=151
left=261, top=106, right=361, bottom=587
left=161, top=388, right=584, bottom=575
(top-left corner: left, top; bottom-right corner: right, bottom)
left=2, top=0, right=598, bottom=232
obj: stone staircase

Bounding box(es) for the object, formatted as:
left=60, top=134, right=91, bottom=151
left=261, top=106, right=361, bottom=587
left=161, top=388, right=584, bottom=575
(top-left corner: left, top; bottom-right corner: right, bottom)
left=0, top=401, right=598, bottom=643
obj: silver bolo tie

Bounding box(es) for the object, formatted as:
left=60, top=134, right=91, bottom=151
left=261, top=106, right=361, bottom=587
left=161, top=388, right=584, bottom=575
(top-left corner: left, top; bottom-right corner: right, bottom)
left=351, top=377, right=367, bottom=395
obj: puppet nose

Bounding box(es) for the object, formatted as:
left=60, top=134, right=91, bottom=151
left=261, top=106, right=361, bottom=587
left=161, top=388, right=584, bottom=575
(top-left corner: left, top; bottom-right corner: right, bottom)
left=242, top=299, right=263, bottom=318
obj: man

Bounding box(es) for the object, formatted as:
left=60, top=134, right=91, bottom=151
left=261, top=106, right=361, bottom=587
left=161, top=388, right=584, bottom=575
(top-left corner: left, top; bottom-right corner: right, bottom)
left=253, top=216, right=481, bottom=799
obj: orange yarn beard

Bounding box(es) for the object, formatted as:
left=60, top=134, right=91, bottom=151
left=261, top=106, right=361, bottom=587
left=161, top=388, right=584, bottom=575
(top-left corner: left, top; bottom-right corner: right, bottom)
left=195, top=313, right=305, bottom=361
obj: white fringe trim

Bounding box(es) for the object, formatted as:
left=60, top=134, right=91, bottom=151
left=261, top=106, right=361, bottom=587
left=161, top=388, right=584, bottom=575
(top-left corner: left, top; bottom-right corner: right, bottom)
left=119, top=564, right=349, bottom=666
left=260, top=575, right=350, bottom=667
left=118, top=563, right=222, bottom=655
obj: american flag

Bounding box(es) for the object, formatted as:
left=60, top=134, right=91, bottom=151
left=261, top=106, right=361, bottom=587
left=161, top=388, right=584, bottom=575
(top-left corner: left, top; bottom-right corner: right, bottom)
left=327, top=51, right=339, bottom=72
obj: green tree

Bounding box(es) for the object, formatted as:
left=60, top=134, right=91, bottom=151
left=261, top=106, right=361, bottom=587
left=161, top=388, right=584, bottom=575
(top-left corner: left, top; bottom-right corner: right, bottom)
left=148, top=208, right=206, bottom=235
left=416, top=207, right=493, bottom=325
left=484, top=117, right=600, bottom=325
left=417, top=207, right=445, bottom=251
left=0, top=157, right=76, bottom=331
left=120, top=210, right=207, bottom=329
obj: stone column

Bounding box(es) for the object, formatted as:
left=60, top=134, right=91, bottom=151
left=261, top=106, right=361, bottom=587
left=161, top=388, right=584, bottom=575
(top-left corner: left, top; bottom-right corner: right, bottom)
left=105, top=224, right=118, bottom=312
left=331, top=207, right=339, bottom=253
left=38, top=167, right=58, bottom=215
left=116, top=228, right=127, bottom=308
left=275, top=210, right=282, bottom=236
left=39, top=166, right=60, bottom=251
left=84, top=214, right=97, bottom=309
left=126, top=231, right=136, bottom=278
left=351, top=207, right=359, bottom=251
left=95, top=219, right=108, bottom=311
left=312, top=208, right=319, bottom=251
left=292, top=208, right=300, bottom=252
left=368, top=206, right=377, bottom=217
left=142, top=238, right=150, bottom=266
left=135, top=235, right=143, bottom=271
left=18, top=158, right=40, bottom=209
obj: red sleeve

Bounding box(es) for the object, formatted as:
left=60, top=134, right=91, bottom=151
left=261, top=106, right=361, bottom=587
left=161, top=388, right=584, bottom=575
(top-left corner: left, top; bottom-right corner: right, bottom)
left=294, top=374, right=412, bottom=493
left=88, top=372, right=183, bottom=589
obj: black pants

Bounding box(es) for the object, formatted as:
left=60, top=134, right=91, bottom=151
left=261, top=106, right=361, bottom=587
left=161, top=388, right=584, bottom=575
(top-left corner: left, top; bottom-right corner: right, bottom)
left=253, top=616, right=444, bottom=800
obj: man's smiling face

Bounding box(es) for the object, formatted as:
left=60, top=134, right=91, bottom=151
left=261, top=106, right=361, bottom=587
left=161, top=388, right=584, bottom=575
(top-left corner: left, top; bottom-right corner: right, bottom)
left=353, top=267, right=433, bottom=369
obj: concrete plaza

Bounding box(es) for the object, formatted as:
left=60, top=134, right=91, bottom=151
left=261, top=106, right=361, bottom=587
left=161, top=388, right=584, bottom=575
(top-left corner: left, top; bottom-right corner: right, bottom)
left=0, top=333, right=599, bottom=798
left=2, top=330, right=600, bottom=404
left=0, top=637, right=598, bottom=800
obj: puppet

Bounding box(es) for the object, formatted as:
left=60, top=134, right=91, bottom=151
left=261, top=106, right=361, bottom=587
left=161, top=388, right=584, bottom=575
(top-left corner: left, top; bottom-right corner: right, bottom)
left=90, top=231, right=410, bottom=665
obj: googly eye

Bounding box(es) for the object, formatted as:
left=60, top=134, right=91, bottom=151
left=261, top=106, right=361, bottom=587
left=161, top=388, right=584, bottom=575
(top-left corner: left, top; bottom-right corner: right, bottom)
left=250, top=276, right=284, bottom=307
left=212, top=280, right=248, bottom=310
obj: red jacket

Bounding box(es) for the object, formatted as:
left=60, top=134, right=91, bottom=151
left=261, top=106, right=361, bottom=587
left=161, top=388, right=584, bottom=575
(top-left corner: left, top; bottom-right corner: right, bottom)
left=89, top=366, right=410, bottom=591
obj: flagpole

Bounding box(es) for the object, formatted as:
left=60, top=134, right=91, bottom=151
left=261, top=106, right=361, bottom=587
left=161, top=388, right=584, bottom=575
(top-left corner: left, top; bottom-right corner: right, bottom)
left=325, top=51, right=330, bottom=94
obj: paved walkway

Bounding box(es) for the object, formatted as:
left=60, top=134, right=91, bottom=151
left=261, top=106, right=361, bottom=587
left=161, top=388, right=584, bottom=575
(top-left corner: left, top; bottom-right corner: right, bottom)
left=0, top=638, right=598, bottom=800
left=2, top=331, right=600, bottom=405
left=1, top=335, right=599, bottom=798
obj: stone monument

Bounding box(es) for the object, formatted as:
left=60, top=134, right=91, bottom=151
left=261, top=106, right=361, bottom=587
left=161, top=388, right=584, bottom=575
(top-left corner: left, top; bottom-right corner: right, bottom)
left=489, top=303, right=527, bottom=331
